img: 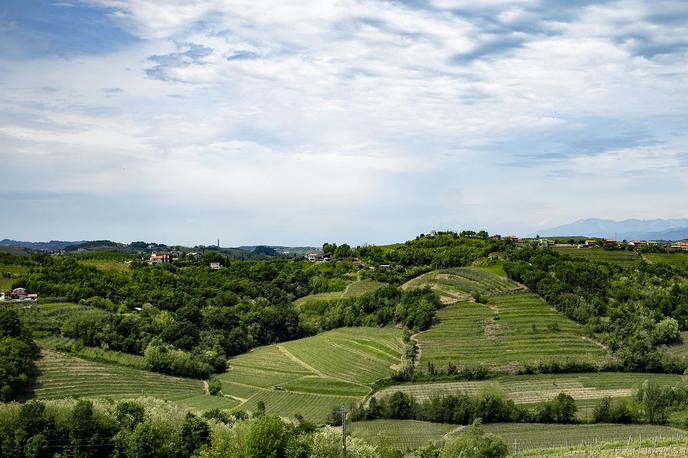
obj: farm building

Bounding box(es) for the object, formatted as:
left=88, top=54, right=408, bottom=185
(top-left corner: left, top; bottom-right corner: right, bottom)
left=305, top=252, right=324, bottom=261
left=583, top=240, right=598, bottom=247
left=0, top=287, right=38, bottom=302
left=209, top=262, right=222, bottom=270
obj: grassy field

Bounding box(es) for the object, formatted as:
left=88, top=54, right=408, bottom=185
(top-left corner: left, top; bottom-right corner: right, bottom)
left=217, top=327, right=403, bottom=422
left=349, top=419, right=457, bottom=450
left=415, top=292, right=608, bottom=371
left=0, top=264, right=29, bottom=290
left=553, top=247, right=642, bottom=265
left=402, top=267, right=521, bottom=303
left=37, top=336, right=148, bottom=370
left=33, top=349, right=204, bottom=401
left=480, top=423, right=686, bottom=453
left=0, top=246, right=31, bottom=256
left=294, top=280, right=386, bottom=306
left=644, top=252, right=688, bottom=266
left=373, top=372, right=683, bottom=410
left=79, top=258, right=131, bottom=272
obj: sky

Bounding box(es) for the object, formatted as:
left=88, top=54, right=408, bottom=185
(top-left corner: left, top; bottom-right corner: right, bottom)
left=0, top=0, right=687, bottom=246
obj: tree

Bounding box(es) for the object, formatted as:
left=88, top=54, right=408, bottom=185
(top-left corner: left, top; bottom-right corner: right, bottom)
left=548, top=393, right=577, bottom=423
left=127, top=421, right=166, bottom=458
left=180, top=413, right=210, bottom=457
left=245, top=415, right=287, bottom=458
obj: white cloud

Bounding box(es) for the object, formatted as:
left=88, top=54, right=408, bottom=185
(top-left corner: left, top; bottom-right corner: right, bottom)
left=1, top=0, right=687, bottom=243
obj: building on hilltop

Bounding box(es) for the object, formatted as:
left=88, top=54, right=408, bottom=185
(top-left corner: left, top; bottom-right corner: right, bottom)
left=0, top=288, right=38, bottom=302
left=305, top=252, right=324, bottom=262
left=147, top=252, right=172, bottom=264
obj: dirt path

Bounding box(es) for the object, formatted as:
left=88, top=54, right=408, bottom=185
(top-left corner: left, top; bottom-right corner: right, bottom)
left=276, top=345, right=324, bottom=376
left=202, top=381, right=209, bottom=395
left=443, top=425, right=465, bottom=440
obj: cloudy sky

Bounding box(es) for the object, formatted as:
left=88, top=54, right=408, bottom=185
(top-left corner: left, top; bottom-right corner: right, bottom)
left=1, top=0, right=687, bottom=246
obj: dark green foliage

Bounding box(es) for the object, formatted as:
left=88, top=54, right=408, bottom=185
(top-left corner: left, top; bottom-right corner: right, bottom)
left=245, top=415, right=287, bottom=458
left=440, top=421, right=508, bottom=458
left=0, top=309, right=37, bottom=401
left=534, top=393, right=577, bottom=423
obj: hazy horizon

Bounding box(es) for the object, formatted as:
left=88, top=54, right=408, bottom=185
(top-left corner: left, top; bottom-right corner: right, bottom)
left=1, top=1, right=687, bottom=245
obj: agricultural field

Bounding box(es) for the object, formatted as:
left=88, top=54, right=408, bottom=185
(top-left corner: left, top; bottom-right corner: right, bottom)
left=416, top=292, right=609, bottom=371
left=294, top=280, right=386, bottom=306
left=33, top=349, right=204, bottom=401
left=0, top=263, right=29, bottom=290
left=348, top=419, right=458, bottom=450
left=479, top=423, right=686, bottom=453
left=18, top=302, right=108, bottom=338
left=373, top=372, right=683, bottom=410
left=217, top=327, right=403, bottom=422
left=79, top=258, right=131, bottom=272
left=644, top=252, right=688, bottom=266
left=402, top=267, right=521, bottom=303
left=553, top=247, right=642, bottom=266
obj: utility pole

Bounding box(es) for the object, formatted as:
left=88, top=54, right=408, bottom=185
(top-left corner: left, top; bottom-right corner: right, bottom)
left=341, top=405, right=347, bottom=458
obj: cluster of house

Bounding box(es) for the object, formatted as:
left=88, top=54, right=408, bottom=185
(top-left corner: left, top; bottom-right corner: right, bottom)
left=670, top=242, right=688, bottom=252
left=305, top=253, right=331, bottom=262
left=0, top=287, right=38, bottom=302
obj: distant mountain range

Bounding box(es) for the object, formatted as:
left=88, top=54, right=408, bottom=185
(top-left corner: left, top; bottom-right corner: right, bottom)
left=535, top=218, right=688, bottom=241
left=0, top=239, right=86, bottom=250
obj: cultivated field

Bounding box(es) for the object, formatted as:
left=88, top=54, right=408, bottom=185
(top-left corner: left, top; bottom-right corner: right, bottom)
left=402, top=267, right=521, bottom=303
left=416, top=292, right=608, bottom=371
left=348, top=419, right=457, bottom=450
left=33, top=350, right=204, bottom=401
left=373, top=372, right=683, bottom=408
left=217, top=327, right=403, bottom=422
left=79, top=258, right=131, bottom=272
left=480, top=423, right=686, bottom=453
left=294, top=280, right=386, bottom=305
left=644, top=252, right=688, bottom=266
left=553, top=247, right=642, bottom=265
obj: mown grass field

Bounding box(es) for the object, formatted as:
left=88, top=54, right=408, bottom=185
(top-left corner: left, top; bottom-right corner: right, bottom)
left=294, top=280, right=387, bottom=306
left=644, top=252, right=688, bottom=266
left=416, top=292, right=608, bottom=371
left=33, top=349, right=204, bottom=401
left=402, top=267, right=521, bottom=303
left=349, top=419, right=457, bottom=450
left=373, top=372, right=683, bottom=410
left=553, top=247, right=642, bottom=265
left=37, top=336, right=148, bottom=370
left=217, top=327, right=403, bottom=422
left=479, top=423, right=686, bottom=453
left=79, top=258, right=131, bottom=272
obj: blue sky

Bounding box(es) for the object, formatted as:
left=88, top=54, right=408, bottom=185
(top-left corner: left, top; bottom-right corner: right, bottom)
left=1, top=0, right=687, bottom=246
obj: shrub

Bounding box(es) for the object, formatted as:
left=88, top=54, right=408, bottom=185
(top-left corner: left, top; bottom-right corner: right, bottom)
left=440, top=421, right=507, bottom=458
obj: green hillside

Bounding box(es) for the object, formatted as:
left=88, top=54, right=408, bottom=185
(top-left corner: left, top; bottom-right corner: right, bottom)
left=416, top=292, right=609, bottom=371
left=217, top=327, right=403, bottom=422
left=402, top=267, right=521, bottom=303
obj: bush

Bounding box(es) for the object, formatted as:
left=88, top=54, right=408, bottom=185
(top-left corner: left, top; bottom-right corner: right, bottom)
left=440, top=421, right=507, bottom=458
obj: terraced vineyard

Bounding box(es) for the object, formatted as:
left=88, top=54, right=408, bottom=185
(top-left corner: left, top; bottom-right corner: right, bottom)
left=479, top=423, right=686, bottom=452
left=416, top=292, right=609, bottom=371
left=402, top=267, right=520, bottom=303
left=217, top=327, right=403, bottom=422
left=373, top=372, right=683, bottom=408
left=349, top=419, right=458, bottom=450
left=34, top=350, right=204, bottom=401
left=294, top=280, right=386, bottom=306
left=553, top=247, right=642, bottom=265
